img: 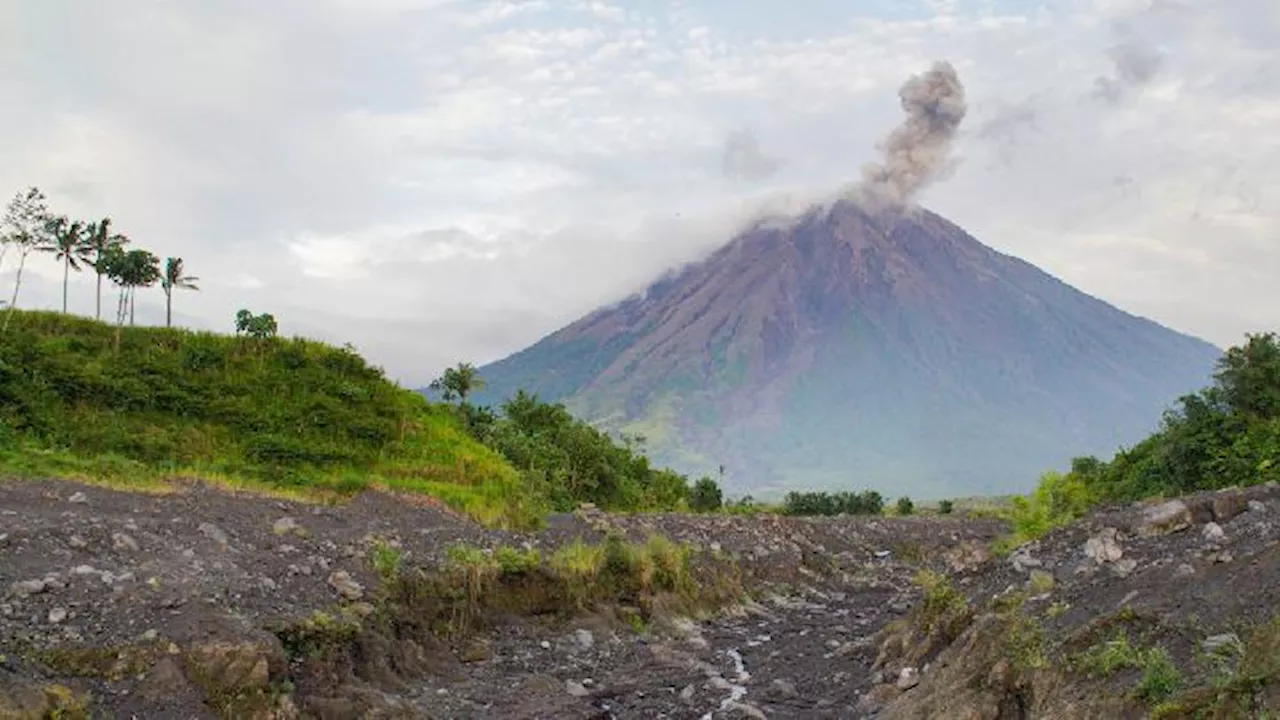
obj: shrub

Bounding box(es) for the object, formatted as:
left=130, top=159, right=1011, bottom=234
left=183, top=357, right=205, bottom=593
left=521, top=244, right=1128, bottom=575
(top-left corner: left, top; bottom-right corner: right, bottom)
left=938, top=499, right=955, bottom=514
left=689, top=477, right=723, bottom=513
left=896, top=496, right=915, bottom=516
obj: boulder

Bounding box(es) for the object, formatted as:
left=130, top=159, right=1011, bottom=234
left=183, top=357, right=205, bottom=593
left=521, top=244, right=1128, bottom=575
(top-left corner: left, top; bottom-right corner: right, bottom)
left=1139, top=500, right=1192, bottom=536
left=1083, top=528, right=1123, bottom=564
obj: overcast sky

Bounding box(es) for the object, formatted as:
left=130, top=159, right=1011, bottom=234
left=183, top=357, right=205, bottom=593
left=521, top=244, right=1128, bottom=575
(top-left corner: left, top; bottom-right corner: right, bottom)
left=3, top=0, right=1277, bottom=386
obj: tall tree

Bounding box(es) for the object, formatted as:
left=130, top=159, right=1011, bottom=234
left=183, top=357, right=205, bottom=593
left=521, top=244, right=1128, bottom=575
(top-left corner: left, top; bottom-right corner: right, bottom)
left=41, top=216, right=92, bottom=314
left=85, top=218, right=127, bottom=320
left=1, top=187, right=53, bottom=332
left=430, top=362, right=486, bottom=404
left=160, top=257, right=199, bottom=328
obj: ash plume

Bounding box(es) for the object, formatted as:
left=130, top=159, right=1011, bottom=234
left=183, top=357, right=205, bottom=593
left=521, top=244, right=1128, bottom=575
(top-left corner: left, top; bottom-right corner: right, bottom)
left=851, top=60, right=968, bottom=211
left=722, top=128, right=781, bottom=182
left=1093, top=40, right=1163, bottom=103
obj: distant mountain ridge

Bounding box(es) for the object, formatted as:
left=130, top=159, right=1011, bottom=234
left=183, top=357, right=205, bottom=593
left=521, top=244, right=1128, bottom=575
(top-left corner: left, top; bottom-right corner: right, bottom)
left=466, top=200, right=1222, bottom=499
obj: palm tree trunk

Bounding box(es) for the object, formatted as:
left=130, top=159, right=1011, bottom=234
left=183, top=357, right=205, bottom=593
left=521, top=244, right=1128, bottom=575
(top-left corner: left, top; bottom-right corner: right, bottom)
left=95, top=270, right=102, bottom=320
left=129, top=287, right=136, bottom=326
left=62, top=257, right=70, bottom=314
left=165, top=289, right=172, bottom=328
left=3, top=251, right=29, bottom=333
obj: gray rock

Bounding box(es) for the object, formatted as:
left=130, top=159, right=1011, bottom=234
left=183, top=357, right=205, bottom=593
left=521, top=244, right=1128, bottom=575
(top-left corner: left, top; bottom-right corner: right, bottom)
left=573, top=629, right=594, bottom=650
left=1248, top=500, right=1267, bottom=513
left=770, top=678, right=798, bottom=698
left=70, top=565, right=99, bottom=577
left=67, top=492, right=88, bottom=504
left=1202, top=522, right=1226, bottom=543
left=11, top=579, right=47, bottom=597
left=47, top=607, right=68, bottom=624
left=112, top=533, right=140, bottom=552
left=67, top=535, right=88, bottom=549
left=1083, top=528, right=1123, bottom=564
left=1141, top=500, right=1192, bottom=535
left=198, top=522, right=230, bottom=546
left=1175, top=563, right=1196, bottom=577
left=1110, top=558, right=1138, bottom=578
left=896, top=666, right=920, bottom=690
left=272, top=517, right=300, bottom=536
left=1011, top=551, right=1041, bottom=573
left=327, top=570, right=363, bottom=600
left=565, top=680, right=590, bottom=697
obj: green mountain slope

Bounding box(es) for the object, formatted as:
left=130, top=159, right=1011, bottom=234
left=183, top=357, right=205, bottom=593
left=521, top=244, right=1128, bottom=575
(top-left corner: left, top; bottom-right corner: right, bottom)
left=470, top=201, right=1223, bottom=500
left=0, top=310, right=539, bottom=527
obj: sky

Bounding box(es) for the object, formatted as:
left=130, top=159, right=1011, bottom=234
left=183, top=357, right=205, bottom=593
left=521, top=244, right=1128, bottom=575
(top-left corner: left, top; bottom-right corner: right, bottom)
left=2, top=0, right=1277, bottom=386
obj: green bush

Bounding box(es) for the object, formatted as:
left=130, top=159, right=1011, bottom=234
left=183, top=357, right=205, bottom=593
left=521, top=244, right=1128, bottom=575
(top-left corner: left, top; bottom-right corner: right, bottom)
left=938, top=499, right=955, bottom=514
left=896, top=496, right=915, bottom=516
left=999, top=331, right=1280, bottom=548
left=783, top=489, right=884, bottom=516
left=689, top=477, right=723, bottom=513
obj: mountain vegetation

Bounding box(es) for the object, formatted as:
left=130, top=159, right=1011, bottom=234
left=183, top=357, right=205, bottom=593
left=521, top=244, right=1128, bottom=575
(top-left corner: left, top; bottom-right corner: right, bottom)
left=1000, top=331, right=1280, bottom=547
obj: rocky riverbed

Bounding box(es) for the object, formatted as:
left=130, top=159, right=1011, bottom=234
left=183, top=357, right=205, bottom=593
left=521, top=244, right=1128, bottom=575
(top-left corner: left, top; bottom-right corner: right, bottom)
left=1, top=478, right=1277, bottom=718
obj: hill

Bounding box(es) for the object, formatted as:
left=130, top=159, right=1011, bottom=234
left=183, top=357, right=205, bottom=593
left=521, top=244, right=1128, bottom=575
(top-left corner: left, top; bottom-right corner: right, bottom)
left=0, top=309, right=540, bottom=527
left=470, top=200, right=1223, bottom=499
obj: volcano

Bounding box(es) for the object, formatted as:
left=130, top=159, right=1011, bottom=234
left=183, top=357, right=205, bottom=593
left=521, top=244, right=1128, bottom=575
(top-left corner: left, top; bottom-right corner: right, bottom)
left=468, top=201, right=1221, bottom=499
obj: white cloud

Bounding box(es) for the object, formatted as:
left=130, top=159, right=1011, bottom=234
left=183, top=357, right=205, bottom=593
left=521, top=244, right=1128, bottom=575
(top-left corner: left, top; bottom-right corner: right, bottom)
left=0, top=0, right=1277, bottom=386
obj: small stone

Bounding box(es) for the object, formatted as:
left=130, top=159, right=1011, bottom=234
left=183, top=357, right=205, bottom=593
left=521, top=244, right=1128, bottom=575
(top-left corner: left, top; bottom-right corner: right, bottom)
left=680, top=684, right=695, bottom=702
left=327, top=571, right=363, bottom=600
left=770, top=679, right=798, bottom=698
left=112, top=533, right=140, bottom=552
left=71, top=565, right=99, bottom=577
left=141, top=629, right=159, bottom=642
left=573, top=629, right=594, bottom=650
left=1011, top=551, right=1042, bottom=573
left=896, top=666, right=920, bottom=690
left=539, top=640, right=551, bottom=650
left=272, top=517, right=300, bottom=536
left=198, top=522, right=230, bottom=546
left=1110, top=558, right=1138, bottom=578
left=1175, top=563, right=1196, bottom=578
left=11, top=579, right=47, bottom=597
left=1202, top=633, right=1241, bottom=654
left=47, top=607, right=68, bottom=624
left=1202, top=522, right=1225, bottom=543
left=68, top=492, right=88, bottom=504
left=857, top=684, right=902, bottom=713
left=565, top=680, right=590, bottom=697
left=1248, top=500, right=1267, bottom=513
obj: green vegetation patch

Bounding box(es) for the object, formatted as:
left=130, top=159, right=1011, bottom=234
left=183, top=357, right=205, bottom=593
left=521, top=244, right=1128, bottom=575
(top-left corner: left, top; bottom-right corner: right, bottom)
left=0, top=310, right=538, bottom=528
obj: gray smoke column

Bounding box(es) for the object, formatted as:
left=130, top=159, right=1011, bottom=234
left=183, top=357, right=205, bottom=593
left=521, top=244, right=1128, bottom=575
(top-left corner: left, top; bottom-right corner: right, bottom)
left=852, top=60, right=968, bottom=210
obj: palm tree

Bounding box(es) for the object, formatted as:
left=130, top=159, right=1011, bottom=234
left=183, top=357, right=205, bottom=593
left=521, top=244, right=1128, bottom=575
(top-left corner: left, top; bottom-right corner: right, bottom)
left=1, top=187, right=53, bottom=333
left=41, top=216, right=93, bottom=314
left=103, top=247, right=160, bottom=327
left=160, top=257, right=199, bottom=327
left=84, top=218, right=127, bottom=320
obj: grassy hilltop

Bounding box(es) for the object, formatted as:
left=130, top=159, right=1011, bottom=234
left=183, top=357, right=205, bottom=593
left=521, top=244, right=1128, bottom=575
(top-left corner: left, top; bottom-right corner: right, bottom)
left=0, top=310, right=541, bottom=527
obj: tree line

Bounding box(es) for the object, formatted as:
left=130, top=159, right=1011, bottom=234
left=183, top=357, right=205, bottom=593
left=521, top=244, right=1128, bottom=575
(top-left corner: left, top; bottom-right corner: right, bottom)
left=0, top=186, right=199, bottom=333
left=429, top=361, right=726, bottom=513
